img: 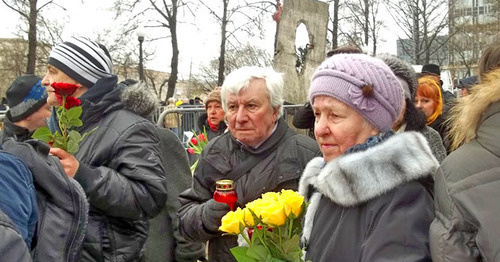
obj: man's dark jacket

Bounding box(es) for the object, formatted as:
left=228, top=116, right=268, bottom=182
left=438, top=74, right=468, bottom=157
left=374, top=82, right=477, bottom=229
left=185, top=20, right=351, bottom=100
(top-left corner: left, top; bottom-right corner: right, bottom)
left=178, top=118, right=320, bottom=261
left=49, top=77, right=167, bottom=261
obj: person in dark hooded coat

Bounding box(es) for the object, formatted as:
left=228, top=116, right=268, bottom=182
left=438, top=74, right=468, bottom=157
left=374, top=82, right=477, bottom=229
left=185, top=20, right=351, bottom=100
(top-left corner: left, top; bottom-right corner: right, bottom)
left=41, top=36, right=167, bottom=262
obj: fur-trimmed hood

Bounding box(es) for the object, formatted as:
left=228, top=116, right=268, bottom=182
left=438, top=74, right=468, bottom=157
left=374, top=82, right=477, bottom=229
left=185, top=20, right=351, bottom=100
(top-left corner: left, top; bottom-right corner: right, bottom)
left=447, top=68, right=500, bottom=150
left=378, top=54, right=417, bottom=98
left=78, top=77, right=160, bottom=125
left=299, top=131, right=438, bottom=207
left=120, top=81, right=160, bottom=119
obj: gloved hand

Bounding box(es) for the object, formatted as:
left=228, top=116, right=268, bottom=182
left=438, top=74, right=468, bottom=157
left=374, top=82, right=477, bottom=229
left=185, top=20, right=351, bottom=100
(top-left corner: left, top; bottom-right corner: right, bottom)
left=202, top=199, right=230, bottom=232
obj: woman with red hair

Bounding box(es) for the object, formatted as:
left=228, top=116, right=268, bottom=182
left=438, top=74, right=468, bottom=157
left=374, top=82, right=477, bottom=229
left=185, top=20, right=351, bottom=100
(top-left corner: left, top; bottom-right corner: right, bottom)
left=415, top=77, right=446, bottom=141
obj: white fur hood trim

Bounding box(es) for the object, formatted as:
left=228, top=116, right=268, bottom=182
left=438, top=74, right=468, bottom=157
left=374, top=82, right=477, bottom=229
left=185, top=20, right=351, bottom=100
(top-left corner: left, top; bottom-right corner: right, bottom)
left=299, top=131, right=439, bottom=207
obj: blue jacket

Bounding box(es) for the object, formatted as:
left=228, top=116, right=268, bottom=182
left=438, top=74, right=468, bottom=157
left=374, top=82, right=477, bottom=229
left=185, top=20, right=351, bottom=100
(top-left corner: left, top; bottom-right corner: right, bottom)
left=0, top=149, right=37, bottom=248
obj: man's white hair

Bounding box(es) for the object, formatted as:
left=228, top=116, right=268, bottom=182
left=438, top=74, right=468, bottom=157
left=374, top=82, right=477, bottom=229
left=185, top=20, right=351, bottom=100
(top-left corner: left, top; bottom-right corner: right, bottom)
left=221, top=66, right=284, bottom=118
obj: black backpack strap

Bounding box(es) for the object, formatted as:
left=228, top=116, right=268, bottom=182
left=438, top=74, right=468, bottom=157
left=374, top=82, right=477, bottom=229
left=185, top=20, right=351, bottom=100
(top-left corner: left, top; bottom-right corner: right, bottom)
left=226, top=150, right=274, bottom=183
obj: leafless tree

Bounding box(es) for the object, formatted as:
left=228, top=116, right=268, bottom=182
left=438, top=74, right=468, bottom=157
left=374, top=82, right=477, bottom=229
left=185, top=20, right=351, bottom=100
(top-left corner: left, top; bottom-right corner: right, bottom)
left=329, top=0, right=340, bottom=50
left=1, top=0, right=64, bottom=74
left=385, top=0, right=450, bottom=64
left=195, top=43, right=273, bottom=92
left=339, top=0, right=383, bottom=55
left=111, top=0, right=191, bottom=102
left=197, top=0, right=275, bottom=86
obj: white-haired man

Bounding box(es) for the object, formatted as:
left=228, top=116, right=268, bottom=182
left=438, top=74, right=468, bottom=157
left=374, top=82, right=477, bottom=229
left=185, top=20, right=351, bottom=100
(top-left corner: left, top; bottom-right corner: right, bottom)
left=178, top=66, right=320, bottom=261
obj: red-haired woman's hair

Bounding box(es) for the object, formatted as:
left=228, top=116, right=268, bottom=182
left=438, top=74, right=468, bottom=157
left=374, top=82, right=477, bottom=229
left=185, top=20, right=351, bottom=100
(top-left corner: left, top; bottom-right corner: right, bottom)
left=417, top=76, right=443, bottom=125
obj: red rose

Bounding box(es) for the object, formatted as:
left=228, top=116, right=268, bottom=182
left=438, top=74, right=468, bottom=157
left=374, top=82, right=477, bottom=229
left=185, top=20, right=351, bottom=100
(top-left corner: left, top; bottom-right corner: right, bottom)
left=56, top=94, right=63, bottom=106
left=56, top=95, right=81, bottom=109
left=190, top=137, right=198, bottom=146
left=51, top=82, right=79, bottom=96
left=198, top=133, right=206, bottom=142
left=187, top=148, right=195, bottom=154
left=64, top=96, right=81, bottom=109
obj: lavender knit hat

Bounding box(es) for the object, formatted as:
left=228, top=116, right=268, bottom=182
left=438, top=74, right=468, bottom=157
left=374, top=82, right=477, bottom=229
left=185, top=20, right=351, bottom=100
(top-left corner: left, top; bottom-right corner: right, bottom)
left=309, top=54, right=403, bottom=131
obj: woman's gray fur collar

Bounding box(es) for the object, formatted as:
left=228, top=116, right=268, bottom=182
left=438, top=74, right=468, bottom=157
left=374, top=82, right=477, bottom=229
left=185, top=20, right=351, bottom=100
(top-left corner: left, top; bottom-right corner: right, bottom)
left=299, top=131, right=438, bottom=207
left=120, top=81, right=160, bottom=118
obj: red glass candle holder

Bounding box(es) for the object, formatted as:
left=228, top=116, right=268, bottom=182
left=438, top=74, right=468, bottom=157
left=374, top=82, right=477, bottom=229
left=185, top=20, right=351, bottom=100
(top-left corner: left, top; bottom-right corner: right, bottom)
left=213, top=179, right=238, bottom=211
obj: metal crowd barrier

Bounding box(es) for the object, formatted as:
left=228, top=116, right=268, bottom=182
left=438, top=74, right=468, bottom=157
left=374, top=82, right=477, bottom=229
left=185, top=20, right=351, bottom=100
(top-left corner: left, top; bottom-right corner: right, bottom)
left=155, top=104, right=307, bottom=148
left=0, top=110, right=6, bottom=131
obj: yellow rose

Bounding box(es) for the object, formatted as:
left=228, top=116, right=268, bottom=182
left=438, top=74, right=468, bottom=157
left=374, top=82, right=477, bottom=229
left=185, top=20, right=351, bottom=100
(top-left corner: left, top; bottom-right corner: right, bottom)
left=219, top=207, right=244, bottom=234
left=245, top=198, right=272, bottom=220
left=260, top=201, right=286, bottom=227
left=261, top=191, right=280, bottom=201
left=242, top=208, right=254, bottom=227
left=279, top=189, right=304, bottom=217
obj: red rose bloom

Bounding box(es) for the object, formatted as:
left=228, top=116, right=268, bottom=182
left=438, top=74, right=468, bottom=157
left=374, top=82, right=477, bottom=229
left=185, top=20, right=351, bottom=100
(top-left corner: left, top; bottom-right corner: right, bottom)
left=56, top=95, right=81, bottom=109
left=64, top=96, right=81, bottom=109
left=51, top=82, right=79, bottom=96
left=56, top=94, right=63, bottom=106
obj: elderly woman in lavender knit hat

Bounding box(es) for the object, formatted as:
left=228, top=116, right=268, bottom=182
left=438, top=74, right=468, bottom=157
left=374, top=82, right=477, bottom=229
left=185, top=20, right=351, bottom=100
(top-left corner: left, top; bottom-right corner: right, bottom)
left=299, top=54, right=438, bottom=261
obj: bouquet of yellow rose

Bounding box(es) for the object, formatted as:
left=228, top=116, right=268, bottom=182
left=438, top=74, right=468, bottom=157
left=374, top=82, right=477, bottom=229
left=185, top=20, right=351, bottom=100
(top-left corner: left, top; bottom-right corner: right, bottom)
left=219, top=189, right=309, bottom=262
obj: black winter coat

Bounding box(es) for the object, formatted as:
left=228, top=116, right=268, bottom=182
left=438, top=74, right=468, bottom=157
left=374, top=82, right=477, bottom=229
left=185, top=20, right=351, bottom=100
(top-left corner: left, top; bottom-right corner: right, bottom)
left=50, top=76, right=167, bottom=262
left=178, top=119, right=320, bottom=261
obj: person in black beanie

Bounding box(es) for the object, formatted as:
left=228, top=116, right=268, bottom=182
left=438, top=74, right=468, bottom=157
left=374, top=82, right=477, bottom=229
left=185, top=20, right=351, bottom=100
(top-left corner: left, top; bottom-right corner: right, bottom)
left=380, top=55, right=447, bottom=163
left=2, top=75, right=51, bottom=139
left=457, top=75, right=478, bottom=97
left=421, top=63, right=455, bottom=107
left=1, top=74, right=89, bottom=262
left=0, top=76, right=44, bottom=248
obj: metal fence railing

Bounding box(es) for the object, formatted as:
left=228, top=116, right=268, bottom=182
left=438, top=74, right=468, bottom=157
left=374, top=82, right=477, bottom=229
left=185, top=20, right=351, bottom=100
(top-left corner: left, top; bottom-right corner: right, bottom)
left=155, top=104, right=307, bottom=147
left=0, top=110, right=6, bottom=131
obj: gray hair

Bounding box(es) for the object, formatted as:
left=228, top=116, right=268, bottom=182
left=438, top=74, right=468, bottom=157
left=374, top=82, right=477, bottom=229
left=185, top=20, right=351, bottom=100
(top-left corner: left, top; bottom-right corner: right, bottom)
left=221, top=66, right=284, bottom=118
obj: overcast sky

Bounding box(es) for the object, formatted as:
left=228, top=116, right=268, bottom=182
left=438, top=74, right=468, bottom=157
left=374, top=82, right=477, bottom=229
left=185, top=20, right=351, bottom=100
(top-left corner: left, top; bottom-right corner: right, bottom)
left=0, top=0, right=400, bottom=79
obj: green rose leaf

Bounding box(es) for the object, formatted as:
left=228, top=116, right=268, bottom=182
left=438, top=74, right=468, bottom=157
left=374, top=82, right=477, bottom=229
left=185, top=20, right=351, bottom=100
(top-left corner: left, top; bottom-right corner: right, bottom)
left=67, top=139, right=79, bottom=154
left=53, top=132, right=65, bottom=144
left=282, top=234, right=300, bottom=253
left=68, top=130, right=82, bottom=143
left=230, top=247, right=256, bottom=262
left=67, top=118, right=83, bottom=128
left=32, top=127, right=52, bottom=142
left=246, top=245, right=269, bottom=261
left=66, top=106, right=82, bottom=121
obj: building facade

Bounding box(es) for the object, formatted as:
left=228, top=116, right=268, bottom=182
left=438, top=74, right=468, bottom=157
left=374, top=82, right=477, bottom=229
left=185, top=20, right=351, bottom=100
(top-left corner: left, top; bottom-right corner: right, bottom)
left=448, top=0, right=500, bottom=78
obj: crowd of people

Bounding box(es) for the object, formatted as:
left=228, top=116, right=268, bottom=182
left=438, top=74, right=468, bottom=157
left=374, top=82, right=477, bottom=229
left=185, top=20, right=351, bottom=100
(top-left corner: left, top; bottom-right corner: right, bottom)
left=0, top=34, right=498, bottom=262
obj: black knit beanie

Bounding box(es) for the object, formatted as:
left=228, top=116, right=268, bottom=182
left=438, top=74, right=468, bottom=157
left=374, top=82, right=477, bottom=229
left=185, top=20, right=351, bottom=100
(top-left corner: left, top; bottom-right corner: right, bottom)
left=6, top=74, right=47, bottom=122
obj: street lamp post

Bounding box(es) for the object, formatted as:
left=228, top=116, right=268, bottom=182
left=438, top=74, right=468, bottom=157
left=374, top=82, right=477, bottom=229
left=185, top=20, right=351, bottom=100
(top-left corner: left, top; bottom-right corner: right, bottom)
left=137, top=29, right=145, bottom=81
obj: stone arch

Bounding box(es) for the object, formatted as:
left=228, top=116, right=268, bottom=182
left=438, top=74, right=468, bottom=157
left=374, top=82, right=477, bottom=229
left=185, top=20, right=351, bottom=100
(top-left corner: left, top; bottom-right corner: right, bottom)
left=273, top=0, right=329, bottom=103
